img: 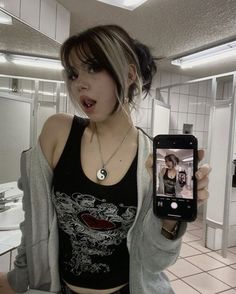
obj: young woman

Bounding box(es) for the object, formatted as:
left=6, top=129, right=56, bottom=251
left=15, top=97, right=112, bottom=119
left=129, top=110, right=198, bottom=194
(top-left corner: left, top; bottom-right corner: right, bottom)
left=160, top=154, right=180, bottom=197
left=0, top=25, right=210, bottom=294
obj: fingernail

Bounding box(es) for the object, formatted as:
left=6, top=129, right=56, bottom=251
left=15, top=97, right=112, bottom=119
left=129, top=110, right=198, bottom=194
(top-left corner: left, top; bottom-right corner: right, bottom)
left=196, top=171, right=202, bottom=179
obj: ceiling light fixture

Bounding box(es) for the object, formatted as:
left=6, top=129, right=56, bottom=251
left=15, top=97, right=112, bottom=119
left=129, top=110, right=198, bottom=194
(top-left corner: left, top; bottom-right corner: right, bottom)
left=182, top=157, right=193, bottom=162
left=0, top=10, right=12, bottom=25
left=8, top=54, right=63, bottom=70
left=171, top=40, right=236, bottom=69
left=96, top=0, right=148, bottom=10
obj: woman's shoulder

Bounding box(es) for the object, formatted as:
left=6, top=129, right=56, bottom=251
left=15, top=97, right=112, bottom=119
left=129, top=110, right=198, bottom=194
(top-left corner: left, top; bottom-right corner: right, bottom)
left=43, top=112, right=73, bottom=127
left=39, top=113, right=74, bottom=168
left=40, top=113, right=74, bottom=141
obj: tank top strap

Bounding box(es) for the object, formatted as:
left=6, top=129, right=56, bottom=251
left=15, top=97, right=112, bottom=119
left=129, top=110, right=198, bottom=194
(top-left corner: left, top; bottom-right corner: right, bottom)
left=54, top=115, right=89, bottom=172
left=64, top=115, right=88, bottom=148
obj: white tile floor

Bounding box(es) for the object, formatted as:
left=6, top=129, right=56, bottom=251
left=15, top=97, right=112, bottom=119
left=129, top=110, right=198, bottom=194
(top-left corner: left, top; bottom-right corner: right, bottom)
left=164, top=216, right=236, bottom=294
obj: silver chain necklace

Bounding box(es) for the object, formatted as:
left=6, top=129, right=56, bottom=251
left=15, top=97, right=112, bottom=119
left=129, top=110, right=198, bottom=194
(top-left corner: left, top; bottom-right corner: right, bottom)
left=95, top=124, right=133, bottom=181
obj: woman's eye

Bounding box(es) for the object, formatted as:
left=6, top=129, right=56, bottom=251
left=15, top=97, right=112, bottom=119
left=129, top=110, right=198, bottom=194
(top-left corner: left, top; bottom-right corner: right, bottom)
left=87, top=63, right=102, bottom=73
left=67, top=69, right=78, bottom=81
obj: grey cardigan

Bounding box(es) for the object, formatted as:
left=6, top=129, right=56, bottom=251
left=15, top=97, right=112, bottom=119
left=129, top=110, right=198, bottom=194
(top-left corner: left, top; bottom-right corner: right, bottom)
left=7, top=129, right=186, bottom=293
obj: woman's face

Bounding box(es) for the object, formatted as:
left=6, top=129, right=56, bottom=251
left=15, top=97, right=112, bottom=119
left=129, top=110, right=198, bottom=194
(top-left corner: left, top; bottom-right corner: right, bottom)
left=68, top=50, right=119, bottom=122
left=165, top=159, right=174, bottom=169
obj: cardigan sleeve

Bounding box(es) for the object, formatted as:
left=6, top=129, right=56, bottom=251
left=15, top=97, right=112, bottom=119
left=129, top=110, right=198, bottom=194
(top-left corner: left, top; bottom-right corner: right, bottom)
left=140, top=208, right=187, bottom=273
left=7, top=176, right=29, bottom=293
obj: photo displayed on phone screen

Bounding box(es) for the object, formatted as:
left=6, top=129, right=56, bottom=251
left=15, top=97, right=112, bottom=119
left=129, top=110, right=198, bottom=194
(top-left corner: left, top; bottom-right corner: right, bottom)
left=153, top=134, right=197, bottom=221
left=156, top=148, right=194, bottom=200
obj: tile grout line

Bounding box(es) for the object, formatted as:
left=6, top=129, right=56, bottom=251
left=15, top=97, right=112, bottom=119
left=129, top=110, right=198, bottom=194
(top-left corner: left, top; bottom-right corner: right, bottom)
left=170, top=218, right=236, bottom=293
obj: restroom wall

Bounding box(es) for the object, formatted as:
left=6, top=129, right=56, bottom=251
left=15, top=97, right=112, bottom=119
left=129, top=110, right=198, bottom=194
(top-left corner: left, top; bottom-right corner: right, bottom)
left=133, top=71, right=212, bottom=151
left=0, top=71, right=212, bottom=152
left=217, top=81, right=233, bottom=100
left=0, top=77, right=67, bottom=136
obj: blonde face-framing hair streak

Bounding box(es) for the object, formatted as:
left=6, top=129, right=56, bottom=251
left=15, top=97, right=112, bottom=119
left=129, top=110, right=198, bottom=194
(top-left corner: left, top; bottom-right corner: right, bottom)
left=60, top=24, right=157, bottom=114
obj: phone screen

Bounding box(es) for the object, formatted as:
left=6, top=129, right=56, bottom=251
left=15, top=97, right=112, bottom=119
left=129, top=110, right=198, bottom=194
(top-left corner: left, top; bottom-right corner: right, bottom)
left=153, top=135, right=198, bottom=221
left=156, top=148, right=194, bottom=199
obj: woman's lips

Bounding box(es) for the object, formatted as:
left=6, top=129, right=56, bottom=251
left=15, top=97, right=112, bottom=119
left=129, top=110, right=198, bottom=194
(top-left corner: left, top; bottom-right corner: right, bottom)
left=80, top=96, right=96, bottom=112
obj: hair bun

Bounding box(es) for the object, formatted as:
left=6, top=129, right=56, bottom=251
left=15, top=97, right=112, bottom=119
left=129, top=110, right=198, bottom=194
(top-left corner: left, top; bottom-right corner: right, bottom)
left=133, top=40, right=157, bottom=96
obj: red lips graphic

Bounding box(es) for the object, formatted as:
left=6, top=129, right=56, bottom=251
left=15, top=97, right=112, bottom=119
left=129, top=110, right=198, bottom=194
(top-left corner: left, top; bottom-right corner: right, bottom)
left=81, top=213, right=116, bottom=231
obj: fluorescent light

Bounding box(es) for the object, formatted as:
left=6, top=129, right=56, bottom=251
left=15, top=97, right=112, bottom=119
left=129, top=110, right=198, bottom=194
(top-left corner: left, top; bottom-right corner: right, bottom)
left=0, top=53, right=6, bottom=63
left=0, top=10, right=12, bottom=25
left=172, top=40, right=236, bottom=69
left=182, top=157, right=193, bottom=162
left=96, top=0, right=148, bottom=10
left=10, top=55, right=63, bottom=70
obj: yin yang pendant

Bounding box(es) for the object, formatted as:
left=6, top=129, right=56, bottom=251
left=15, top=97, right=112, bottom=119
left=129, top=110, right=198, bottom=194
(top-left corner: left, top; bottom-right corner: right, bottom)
left=96, top=168, right=108, bottom=181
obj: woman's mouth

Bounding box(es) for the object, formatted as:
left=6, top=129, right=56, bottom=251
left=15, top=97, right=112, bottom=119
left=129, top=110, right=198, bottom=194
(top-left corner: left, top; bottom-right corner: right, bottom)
left=80, top=96, right=96, bottom=111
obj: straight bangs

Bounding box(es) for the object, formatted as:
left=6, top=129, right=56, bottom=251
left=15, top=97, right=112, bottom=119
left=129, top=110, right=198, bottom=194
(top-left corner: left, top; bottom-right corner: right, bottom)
left=60, top=25, right=144, bottom=113
left=61, top=32, right=125, bottom=112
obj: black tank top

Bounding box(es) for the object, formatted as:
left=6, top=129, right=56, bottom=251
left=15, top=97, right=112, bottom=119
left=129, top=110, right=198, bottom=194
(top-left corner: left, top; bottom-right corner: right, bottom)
left=163, top=169, right=176, bottom=196
left=52, top=116, right=138, bottom=289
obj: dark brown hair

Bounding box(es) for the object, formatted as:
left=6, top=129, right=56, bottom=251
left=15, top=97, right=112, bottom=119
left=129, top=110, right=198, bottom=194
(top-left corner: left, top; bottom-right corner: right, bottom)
left=60, top=24, right=157, bottom=112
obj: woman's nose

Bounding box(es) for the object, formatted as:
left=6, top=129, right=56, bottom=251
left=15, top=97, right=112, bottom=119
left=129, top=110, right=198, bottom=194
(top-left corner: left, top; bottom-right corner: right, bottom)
left=74, top=74, right=88, bottom=91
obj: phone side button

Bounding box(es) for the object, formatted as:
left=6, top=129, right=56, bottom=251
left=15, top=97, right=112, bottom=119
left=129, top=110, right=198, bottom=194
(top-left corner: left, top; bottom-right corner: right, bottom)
left=171, top=202, right=178, bottom=209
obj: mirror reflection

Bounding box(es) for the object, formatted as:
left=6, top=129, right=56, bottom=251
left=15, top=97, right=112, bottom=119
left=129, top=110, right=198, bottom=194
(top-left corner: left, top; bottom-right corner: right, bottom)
left=0, top=3, right=236, bottom=294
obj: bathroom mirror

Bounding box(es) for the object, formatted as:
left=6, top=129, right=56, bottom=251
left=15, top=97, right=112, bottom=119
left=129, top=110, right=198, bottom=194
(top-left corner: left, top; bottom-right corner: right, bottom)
left=0, top=9, right=62, bottom=183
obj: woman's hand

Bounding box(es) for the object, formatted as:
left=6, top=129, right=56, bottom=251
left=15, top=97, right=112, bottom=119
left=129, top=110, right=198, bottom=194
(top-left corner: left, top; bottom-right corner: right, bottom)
left=0, top=272, right=15, bottom=294
left=196, top=150, right=211, bottom=206
left=145, top=149, right=211, bottom=206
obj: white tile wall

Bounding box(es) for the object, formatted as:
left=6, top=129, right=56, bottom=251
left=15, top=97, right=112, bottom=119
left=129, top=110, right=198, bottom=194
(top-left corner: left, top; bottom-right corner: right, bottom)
left=196, top=114, right=205, bottom=131
left=188, top=96, right=197, bottom=113
left=21, top=79, right=34, bottom=98
left=39, top=81, right=57, bottom=102
left=187, top=113, right=196, bottom=125
left=130, top=70, right=213, bottom=150
left=204, top=115, right=210, bottom=132
left=0, top=72, right=214, bottom=150
left=169, top=93, right=179, bottom=111
left=217, top=80, right=233, bottom=100
left=189, top=83, right=199, bottom=96
left=179, top=84, right=189, bottom=95
left=197, top=97, right=206, bottom=114
left=160, top=71, right=171, bottom=87
left=170, top=111, right=178, bottom=130
left=179, top=94, right=189, bottom=113
left=198, top=81, right=208, bottom=97
left=178, top=113, right=188, bottom=130
left=160, top=91, right=168, bottom=104
left=170, top=86, right=180, bottom=94
left=0, top=77, right=10, bottom=92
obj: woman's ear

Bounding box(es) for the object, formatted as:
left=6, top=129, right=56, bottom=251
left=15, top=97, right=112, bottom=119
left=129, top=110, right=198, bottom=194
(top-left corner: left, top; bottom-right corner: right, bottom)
left=127, top=64, right=137, bottom=86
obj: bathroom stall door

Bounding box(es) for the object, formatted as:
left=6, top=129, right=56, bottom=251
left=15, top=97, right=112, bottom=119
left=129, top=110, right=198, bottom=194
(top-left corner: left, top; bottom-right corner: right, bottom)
left=0, top=94, right=32, bottom=183
left=205, top=100, right=232, bottom=254
left=151, top=100, right=170, bottom=137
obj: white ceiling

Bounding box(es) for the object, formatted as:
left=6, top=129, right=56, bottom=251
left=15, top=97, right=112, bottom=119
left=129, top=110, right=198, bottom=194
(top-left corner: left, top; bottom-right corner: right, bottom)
left=1, top=0, right=236, bottom=79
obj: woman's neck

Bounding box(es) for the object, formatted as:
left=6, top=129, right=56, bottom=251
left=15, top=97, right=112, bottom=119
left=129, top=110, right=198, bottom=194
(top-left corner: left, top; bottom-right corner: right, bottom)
left=90, top=107, right=134, bottom=139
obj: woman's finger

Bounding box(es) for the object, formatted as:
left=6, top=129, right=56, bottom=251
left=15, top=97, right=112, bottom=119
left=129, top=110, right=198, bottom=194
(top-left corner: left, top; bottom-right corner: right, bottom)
left=197, top=188, right=209, bottom=201
left=197, top=176, right=209, bottom=191
left=196, top=164, right=212, bottom=180
left=197, top=149, right=205, bottom=162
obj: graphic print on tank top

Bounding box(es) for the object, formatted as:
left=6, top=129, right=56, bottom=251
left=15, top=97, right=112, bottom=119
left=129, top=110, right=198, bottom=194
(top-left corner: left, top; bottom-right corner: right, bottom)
left=52, top=190, right=137, bottom=276
left=163, top=169, right=176, bottom=195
